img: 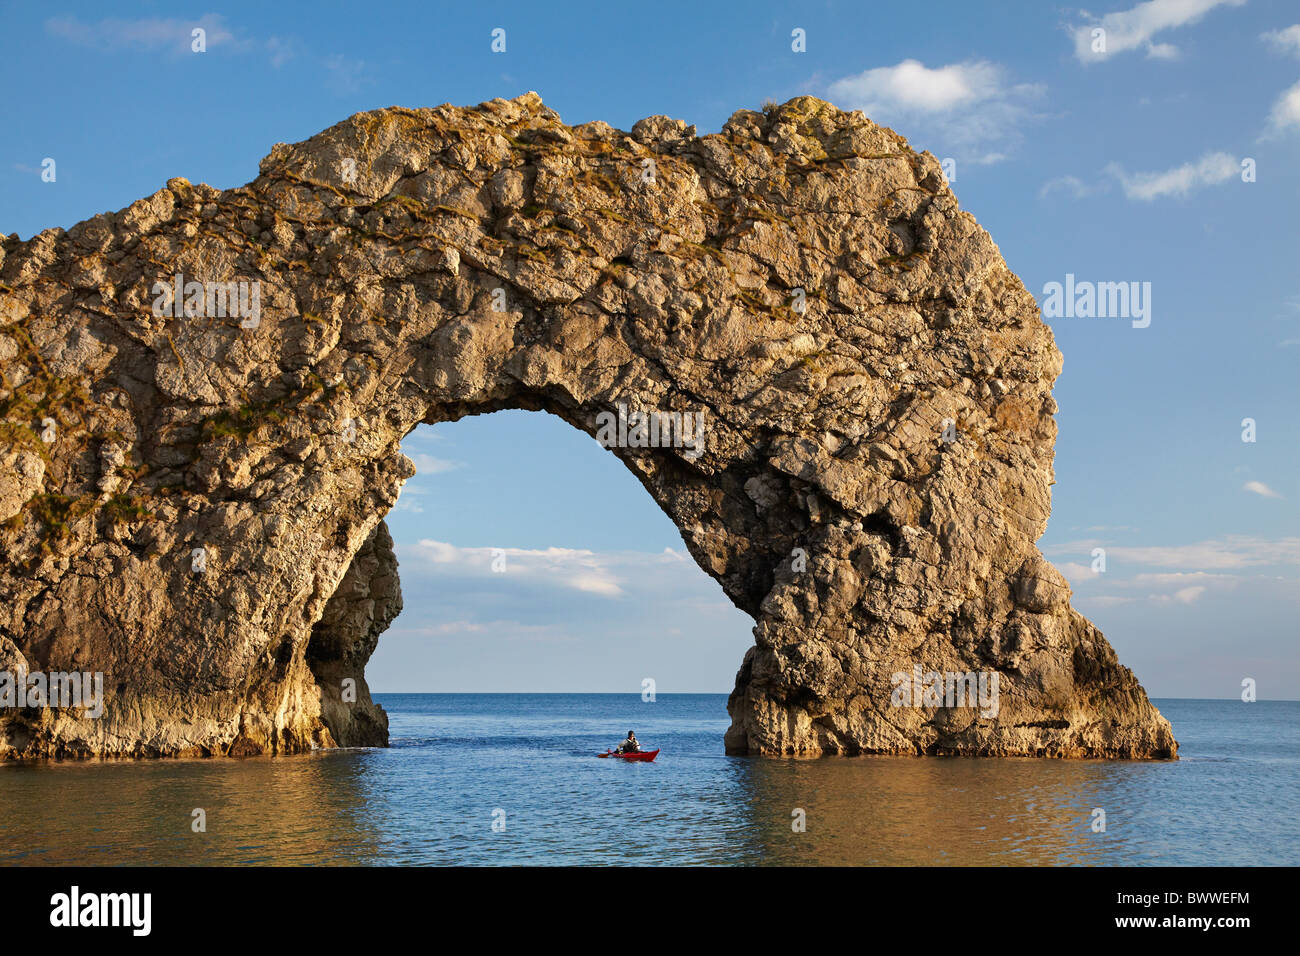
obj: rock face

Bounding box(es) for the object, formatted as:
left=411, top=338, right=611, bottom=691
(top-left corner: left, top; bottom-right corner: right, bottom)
left=0, top=93, right=1176, bottom=759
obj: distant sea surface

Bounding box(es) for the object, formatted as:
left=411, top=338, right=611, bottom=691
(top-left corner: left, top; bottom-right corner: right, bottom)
left=1, top=696, right=1296, bottom=865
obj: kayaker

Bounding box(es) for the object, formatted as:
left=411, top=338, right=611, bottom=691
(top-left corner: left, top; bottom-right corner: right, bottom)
left=616, top=730, right=641, bottom=754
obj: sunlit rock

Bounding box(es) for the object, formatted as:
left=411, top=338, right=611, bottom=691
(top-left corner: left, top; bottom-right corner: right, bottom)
left=0, top=94, right=1176, bottom=758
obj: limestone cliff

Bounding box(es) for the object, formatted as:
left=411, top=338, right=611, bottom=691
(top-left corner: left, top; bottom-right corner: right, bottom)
left=0, top=93, right=1176, bottom=758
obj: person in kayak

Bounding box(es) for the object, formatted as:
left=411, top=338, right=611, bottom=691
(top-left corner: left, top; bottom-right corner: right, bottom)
left=616, top=730, right=641, bottom=754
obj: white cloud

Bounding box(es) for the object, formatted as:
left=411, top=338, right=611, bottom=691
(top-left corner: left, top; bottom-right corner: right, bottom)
left=1105, top=150, right=1239, bottom=200
left=826, top=59, right=1043, bottom=163
left=565, top=572, right=625, bottom=596
left=1081, top=595, right=1138, bottom=607
left=1144, top=41, right=1182, bottom=59
left=1070, top=0, right=1248, bottom=63
left=391, top=539, right=743, bottom=615
left=400, top=620, right=486, bottom=636
left=45, top=14, right=296, bottom=67
left=1261, top=25, right=1300, bottom=57
left=1048, top=536, right=1300, bottom=570
left=265, top=36, right=298, bottom=68
left=829, top=59, right=1002, bottom=113
left=1064, top=565, right=1238, bottom=603
left=391, top=482, right=430, bottom=514
left=1243, top=480, right=1284, bottom=499
left=1068, top=567, right=1240, bottom=606
left=46, top=14, right=236, bottom=54
left=410, top=453, right=463, bottom=475
left=1156, top=585, right=1207, bottom=603
left=1039, top=174, right=1100, bottom=199
left=402, top=539, right=626, bottom=597
left=1130, top=572, right=1238, bottom=588
left=324, top=53, right=369, bottom=93
left=1058, top=561, right=1102, bottom=586
left=1083, top=572, right=1293, bottom=607
left=1265, top=80, right=1300, bottom=135
left=386, top=619, right=573, bottom=644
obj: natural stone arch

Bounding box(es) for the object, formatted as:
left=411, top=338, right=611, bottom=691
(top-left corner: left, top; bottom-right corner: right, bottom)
left=0, top=93, right=1176, bottom=759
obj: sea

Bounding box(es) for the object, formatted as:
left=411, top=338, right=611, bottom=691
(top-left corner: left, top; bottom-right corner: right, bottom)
left=1, top=695, right=1296, bottom=866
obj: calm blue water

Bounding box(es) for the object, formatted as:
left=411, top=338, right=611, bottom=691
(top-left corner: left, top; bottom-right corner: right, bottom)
left=1, top=696, right=1296, bottom=865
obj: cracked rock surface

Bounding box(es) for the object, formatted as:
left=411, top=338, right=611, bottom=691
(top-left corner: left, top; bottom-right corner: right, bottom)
left=0, top=93, right=1176, bottom=758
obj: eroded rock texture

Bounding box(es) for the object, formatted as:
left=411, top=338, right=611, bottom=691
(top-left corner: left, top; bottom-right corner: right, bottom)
left=0, top=93, right=1176, bottom=758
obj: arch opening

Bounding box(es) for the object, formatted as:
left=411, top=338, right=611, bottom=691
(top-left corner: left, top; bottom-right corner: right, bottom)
left=305, top=404, right=769, bottom=752
left=305, top=409, right=756, bottom=745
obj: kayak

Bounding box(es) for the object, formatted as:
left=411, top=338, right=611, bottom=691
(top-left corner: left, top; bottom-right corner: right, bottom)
left=598, top=748, right=659, bottom=762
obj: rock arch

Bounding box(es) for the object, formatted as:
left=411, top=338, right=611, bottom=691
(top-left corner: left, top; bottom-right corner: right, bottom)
left=0, top=94, right=1176, bottom=759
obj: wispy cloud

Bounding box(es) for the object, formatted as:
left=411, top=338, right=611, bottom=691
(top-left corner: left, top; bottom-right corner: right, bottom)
left=400, top=620, right=487, bottom=636
left=1063, top=566, right=1238, bottom=605
left=826, top=59, right=1043, bottom=163
left=401, top=539, right=629, bottom=597
left=391, top=484, right=427, bottom=514
left=1255, top=29, right=1300, bottom=137
left=1069, top=0, right=1248, bottom=63
left=45, top=14, right=299, bottom=69
left=1131, top=571, right=1239, bottom=588
left=46, top=13, right=234, bottom=53
left=265, top=36, right=299, bottom=69
left=1104, top=150, right=1240, bottom=200
left=1243, top=480, right=1284, bottom=499
left=1039, top=174, right=1103, bottom=199
left=1038, top=143, right=1244, bottom=205
left=1048, top=535, right=1300, bottom=570
left=1264, top=80, right=1300, bottom=136
left=392, top=436, right=463, bottom=512
left=1057, top=560, right=1101, bottom=582
left=324, top=53, right=369, bottom=93
left=1261, top=24, right=1300, bottom=58
left=394, top=539, right=735, bottom=611
left=1156, top=585, right=1207, bottom=604
left=388, top=619, right=570, bottom=642
left=410, top=453, right=463, bottom=475
left=1080, top=595, right=1138, bottom=607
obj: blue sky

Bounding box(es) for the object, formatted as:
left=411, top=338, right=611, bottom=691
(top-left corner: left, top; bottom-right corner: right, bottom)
left=3, top=1, right=1297, bottom=696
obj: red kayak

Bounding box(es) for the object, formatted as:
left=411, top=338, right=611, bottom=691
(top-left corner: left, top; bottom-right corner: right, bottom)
left=598, top=748, right=659, bottom=762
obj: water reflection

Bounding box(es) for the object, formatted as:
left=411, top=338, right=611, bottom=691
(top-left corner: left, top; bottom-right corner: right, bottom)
left=729, top=756, right=1173, bottom=865
left=0, top=698, right=1295, bottom=866
left=0, top=752, right=385, bottom=866
left=0, top=750, right=1183, bottom=866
